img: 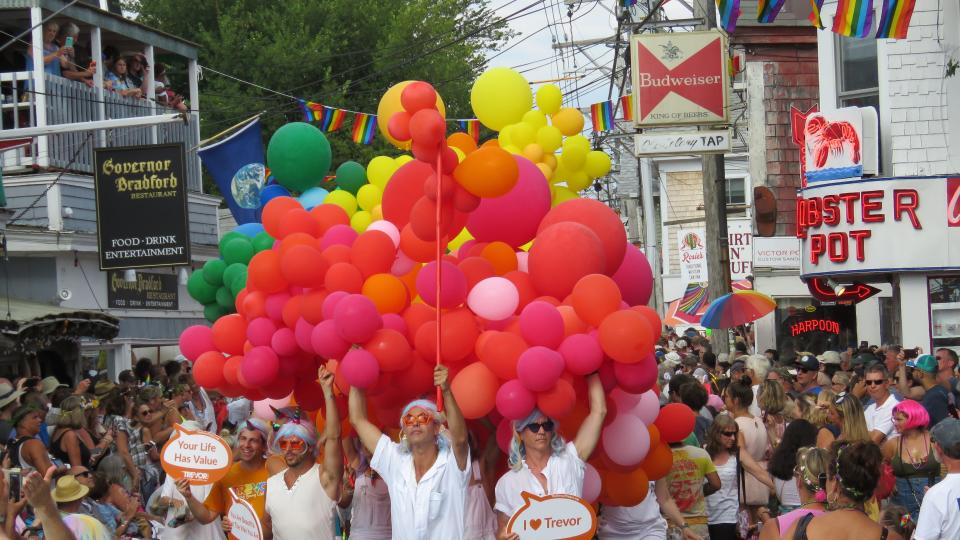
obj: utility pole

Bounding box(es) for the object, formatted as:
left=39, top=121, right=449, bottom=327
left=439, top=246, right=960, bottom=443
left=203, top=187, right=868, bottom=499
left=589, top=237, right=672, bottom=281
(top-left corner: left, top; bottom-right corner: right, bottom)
left=695, top=0, right=732, bottom=354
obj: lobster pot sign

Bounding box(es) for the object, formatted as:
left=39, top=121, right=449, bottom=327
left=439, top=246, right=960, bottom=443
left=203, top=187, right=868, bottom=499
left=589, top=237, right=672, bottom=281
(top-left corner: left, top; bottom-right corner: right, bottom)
left=802, top=106, right=878, bottom=184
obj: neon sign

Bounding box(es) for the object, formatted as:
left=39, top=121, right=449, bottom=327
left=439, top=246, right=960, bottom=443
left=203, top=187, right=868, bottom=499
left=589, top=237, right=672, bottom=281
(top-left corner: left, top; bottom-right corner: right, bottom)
left=790, top=319, right=841, bottom=337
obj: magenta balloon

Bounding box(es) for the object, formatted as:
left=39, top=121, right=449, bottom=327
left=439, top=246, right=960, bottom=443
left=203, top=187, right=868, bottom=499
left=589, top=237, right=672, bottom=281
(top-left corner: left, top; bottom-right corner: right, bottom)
left=602, top=414, right=651, bottom=467
left=582, top=463, right=601, bottom=503
left=382, top=313, right=407, bottom=334
left=333, top=294, right=383, bottom=343
left=340, top=349, right=380, bottom=389
left=294, top=318, right=316, bottom=354
left=613, top=354, right=658, bottom=393
left=322, top=291, right=349, bottom=321
left=320, top=224, right=359, bottom=250
left=558, top=333, right=604, bottom=375
left=495, top=379, right=536, bottom=420
left=633, top=389, right=661, bottom=425
left=240, top=346, right=280, bottom=387
left=516, top=346, right=564, bottom=392
left=415, top=260, right=467, bottom=309
left=264, top=292, right=291, bottom=322
left=612, top=243, right=654, bottom=306
left=311, top=320, right=351, bottom=360
left=179, top=325, right=216, bottom=362
left=519, top=301, right=564, bottom=349
left=247, top=318, right=278, bottom=347
left=270, top=328, right=299, bottom=357
left=465, top=155, right=551, bottom=248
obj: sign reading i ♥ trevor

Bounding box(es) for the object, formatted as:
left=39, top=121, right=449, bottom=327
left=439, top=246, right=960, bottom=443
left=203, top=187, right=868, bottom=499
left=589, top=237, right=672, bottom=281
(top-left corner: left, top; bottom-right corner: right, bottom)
left=160, top=424, right=232, bottom=485
left=226, top=489, right=263, bottom=540
left=506, top=492, right=597, bottom=540
left=94, top=143, right=191, bottom=270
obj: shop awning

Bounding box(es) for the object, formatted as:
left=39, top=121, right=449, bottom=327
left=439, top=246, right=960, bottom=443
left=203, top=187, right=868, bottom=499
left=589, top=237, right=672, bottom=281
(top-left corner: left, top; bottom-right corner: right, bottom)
left=0, top=298, right=120, bottom=353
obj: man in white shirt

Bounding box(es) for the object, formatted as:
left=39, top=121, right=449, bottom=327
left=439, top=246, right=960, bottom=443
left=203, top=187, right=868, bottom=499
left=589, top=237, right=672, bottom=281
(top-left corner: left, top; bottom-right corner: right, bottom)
left=863, top=363, right=899, bottom=444
left=914, top=418, right=960, bottom=540
left=745, top=354, right=770, bottom=417
left=349, top=365, right=471, bottom=540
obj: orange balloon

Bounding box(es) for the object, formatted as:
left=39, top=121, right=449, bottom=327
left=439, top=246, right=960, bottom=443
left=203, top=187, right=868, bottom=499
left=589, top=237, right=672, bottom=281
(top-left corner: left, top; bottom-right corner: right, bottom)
left=400, top=224, right=439, bottom=263
left=453, top=147, right=519, bottom=198
left=402, top=303, right=436, bottom=342
left=278, top=208, right=318, bottom=238
left=481, top=139, right=500, bottom=149
left=447, top=133, right=478, bottom=155
left=321, top=244, right=352, bottom=266
left=324, top=262, right=363, bottom=293
left=536, top=378, right=576, bottom=419
left=478, top=331, right=526, bottom=380
left=280, top=244, right=328, bottom=288
left=398, top=265, right=420, bottom=300
left=598, top=310, right=654, bottom=363
left=503, top=271, right=537, bottom=314
left=310, top=204, right=350, bottom=235
left=630, top=305, right=664, bottom=339
left=261, top=196, right=302, bottom=238
left=647, top=424, right=661, bottom=450
left=281, top=295, right=303, bottom=328
left=300, top=290, right=329, bottom=325
left=559, top=399, right=589, bottom=441
left=571, top=274, right=622, bottom=327
left=640, top=443, right=674, bottom=480
left=604, top=467, right=649, bottom=506
left=247, top=250, right=288, bottom=293
left=415, top=308, right=479, bottom=364
left=480, top=242, right=518, bottom=275
left=212, top=314, right=247, bottom=355
left=450, top=363, right=499, bottom=419
left=277, top=232, right=319, bottom=259
left=351, top=230, right=396, bottom=278
left=557, top=305, right=589, bottom=336
left=362, top=274, right=410, bottom=314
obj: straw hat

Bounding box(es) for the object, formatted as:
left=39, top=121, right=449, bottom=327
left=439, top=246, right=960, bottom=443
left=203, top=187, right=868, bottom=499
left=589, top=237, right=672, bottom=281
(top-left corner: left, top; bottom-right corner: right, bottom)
left=52, top=475, right=89, bottom=503
left=40, top=376, right=67, bottom=395
left=0, top=383, right=24, bottom=409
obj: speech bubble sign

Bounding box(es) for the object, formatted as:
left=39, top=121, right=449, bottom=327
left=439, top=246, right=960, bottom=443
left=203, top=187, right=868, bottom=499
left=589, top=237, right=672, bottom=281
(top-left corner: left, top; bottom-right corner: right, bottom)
left=506, top=491, right=597, bottom=540
left=226, top=488, right=263, bottom=540
left=160, top=424, right=233, bottom=485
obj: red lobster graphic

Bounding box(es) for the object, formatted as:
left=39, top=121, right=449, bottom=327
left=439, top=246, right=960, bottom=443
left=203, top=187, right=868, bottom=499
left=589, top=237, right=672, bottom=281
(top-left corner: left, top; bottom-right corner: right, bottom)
left=805, top=116, right=860, bottom=168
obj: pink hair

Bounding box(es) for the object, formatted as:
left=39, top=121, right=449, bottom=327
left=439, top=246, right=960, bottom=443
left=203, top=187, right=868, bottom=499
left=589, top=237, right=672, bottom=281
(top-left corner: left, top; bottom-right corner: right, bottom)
left=893, top=399, right=929, bottom=432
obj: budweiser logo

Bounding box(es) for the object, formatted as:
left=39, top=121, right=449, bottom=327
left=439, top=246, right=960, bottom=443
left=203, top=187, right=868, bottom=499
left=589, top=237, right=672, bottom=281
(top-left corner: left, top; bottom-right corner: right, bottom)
left=635, top=36, right=724, bottom=119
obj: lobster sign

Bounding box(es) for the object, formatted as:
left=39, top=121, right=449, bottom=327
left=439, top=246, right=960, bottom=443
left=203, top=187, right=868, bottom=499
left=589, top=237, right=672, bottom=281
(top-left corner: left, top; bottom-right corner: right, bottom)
left=804, top=108, right=864, bottom=183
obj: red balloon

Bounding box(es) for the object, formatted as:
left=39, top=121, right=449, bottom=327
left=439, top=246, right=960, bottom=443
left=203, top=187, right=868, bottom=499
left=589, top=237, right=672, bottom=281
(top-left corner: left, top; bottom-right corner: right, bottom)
left=193, top=351, right=227, bottom=389
left=631, top=305, right=663, bottom=340
left=401, top=81, right=438, bottom=114
left=351, top=231, right=396, bottom=278
left=453, top=185, right=481, bottom=213
left=537, top=379, right=576, bottom=419
left=410, top=196, right=456, bottom=241
left=414, top=308, right=479, bottom=364
left=409, top=109, right=445, bottom=147
left=261, top=197, right=302, bottom=238
left=325, top=262, right=363, bottom=293
left=412, top=140, right=440, bottom=163
left=294, top=379, right=326, bottom=411
left=424, top=173, right=456, bottom=202
left=310, top=204, right=350, bottom=235
left=654, top=403, right=696, bottom=444
left=598, top=310, right=654, bottom=364
left=222, top=355, right=243, bottom=386
left=478, top=331, right=526, bottom=380
left=212, top=314, right=247, bottom=355
left=613, top=355, right=657, bottom=393
left=503, top=271, right=537, bottom=314
left=262, top=375, right=296, bottom=399
left=537, top=198, right=628, bottom=274
left=570, top=274, right=622, bottom=328
left=613, top=243, right=654, bottom=306
left=450, top=363, right=499, bottom=419
left=394, top=353, right=434, bottom=397
left=280, top=244, right=328, bottom=288
left=402, top=303, right=437, bottom=342
left=399, top=223, right=438, bottom=263
left=322, top=244, right=352, bottom=267
left=458, top=257, right=496, bottom=291
left=300, top=290, right=329, bottom=325
left=278, top=208, right=318, bottom=238
left=382, top=160, right=434, bottom=230
left=248, top=250, right=288, bottom=294
left=281, top=295, right=304, bottom=329
left=528, top=222, right=606, bottom=299
left=364, top=328, right=413, bottom=372
left=387, top=111, right=412, bottom=142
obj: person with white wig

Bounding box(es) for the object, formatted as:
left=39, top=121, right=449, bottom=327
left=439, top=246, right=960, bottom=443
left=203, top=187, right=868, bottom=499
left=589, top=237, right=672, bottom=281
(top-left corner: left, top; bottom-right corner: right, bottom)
left=349, top=364, right=470, bottom=540
left=493, top=373, right=606, bottom=540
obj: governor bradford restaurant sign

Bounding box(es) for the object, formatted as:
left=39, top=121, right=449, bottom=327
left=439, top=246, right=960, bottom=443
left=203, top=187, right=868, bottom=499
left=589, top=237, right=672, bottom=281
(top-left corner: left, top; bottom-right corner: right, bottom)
left=107, top=270, right=178, bottom=310
left=797, top=176, right=960, bottom=278
left=94, top=143, right=191, bottom=270
left=630, top=31, right=729, bottom=127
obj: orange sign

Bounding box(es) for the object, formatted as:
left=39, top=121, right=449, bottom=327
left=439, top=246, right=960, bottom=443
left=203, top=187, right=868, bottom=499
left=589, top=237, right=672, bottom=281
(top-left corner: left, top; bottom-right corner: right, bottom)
left=160, top=424, right=233, bottom=485
left=506, top=492, right=597, bottom=540
left=226, top=488, right=263, bottom=540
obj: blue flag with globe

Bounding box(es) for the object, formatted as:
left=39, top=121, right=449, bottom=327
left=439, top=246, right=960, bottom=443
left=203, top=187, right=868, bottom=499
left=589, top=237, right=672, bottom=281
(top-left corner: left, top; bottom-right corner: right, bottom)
left=198, top=119, right=265, bottom=225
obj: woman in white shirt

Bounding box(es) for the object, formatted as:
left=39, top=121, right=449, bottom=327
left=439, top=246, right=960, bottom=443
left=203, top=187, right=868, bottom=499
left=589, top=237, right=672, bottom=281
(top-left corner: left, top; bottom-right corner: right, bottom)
left=493, top=373, right=606, bottom=540
left=765, top=419, right=818, bottom=514
left=599, top=478, right=704, bottom=539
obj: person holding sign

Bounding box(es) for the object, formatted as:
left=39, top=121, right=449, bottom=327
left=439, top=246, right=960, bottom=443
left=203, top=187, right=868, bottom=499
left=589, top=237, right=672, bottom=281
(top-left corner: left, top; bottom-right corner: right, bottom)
left=263, top=367, right=342, bottom=539
left=177, top=416, right=273, bottom=536
left=493, top=373, right=607, bottom=540
left=348, top=365, right=472, bottom=540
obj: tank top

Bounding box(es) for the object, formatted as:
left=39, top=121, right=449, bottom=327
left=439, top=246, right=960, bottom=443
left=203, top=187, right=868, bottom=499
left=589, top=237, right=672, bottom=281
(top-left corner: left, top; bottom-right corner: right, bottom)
left=463, top=461, right=496, bottom=540
left=51, top=430, right=92, bottom=467
left=264, top=464, right=336, bottom=540
left=891, top=435, right=941, bottom=478
left=348, top=473, right=392, bottom=540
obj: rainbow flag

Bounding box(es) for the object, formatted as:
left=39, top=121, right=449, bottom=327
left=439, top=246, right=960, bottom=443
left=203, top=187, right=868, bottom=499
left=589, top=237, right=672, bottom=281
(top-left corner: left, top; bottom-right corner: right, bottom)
left=590, top=101, right=614, bottom=132
left=351, top=113, right=377, bottom=144
left=298, top=100, right=311, bottom=122
left=307, top=101, right=324, bottom=122
left=716, top=0, right=741, bottom=32
left=808, top=0, right=825, bottom=27
left=319, top=106, right=346, bottom=132
left=875, top=0, right=916, bottom=38
left=457, top=119, right=480, bottom=142
left=620, top=95, right=634, bottom=122
left=832, top=0, right=874, bottom=37
left=757, top=0, right=787, bottom=23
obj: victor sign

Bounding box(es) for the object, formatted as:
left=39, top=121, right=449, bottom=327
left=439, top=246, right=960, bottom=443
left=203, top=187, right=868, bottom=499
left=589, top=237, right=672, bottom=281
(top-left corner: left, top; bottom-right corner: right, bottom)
left=797, top=176, right=960, bottom=277
left=630, top=31, right=729, bottom=127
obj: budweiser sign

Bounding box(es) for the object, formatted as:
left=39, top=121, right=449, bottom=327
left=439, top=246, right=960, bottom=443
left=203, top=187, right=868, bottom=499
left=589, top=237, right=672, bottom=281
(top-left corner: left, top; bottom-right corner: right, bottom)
left=630, top=31, right=729, bottom=127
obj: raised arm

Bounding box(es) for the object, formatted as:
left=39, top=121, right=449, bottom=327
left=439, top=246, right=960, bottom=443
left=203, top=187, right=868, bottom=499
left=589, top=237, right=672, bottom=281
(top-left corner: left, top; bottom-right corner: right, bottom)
left=436, top=365, right=470, bottom=471
left=348, top=386, right=384, bottom=455
left=176, top=478, right=219, bottom=524
left=24, top=467, right=76, bottom=540
left=573, top=374, right=607, bottom=461
left=317, top=367, right=342, bottom=502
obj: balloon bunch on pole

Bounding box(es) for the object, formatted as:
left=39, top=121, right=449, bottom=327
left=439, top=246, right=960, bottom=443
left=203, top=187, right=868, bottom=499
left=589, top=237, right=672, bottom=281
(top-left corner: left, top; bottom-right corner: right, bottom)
left=179, top=68, right=697, bottom=507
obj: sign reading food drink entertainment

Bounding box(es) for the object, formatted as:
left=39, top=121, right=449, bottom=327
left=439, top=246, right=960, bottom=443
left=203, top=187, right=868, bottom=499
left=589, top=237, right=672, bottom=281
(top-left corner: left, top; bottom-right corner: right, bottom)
left=106, top=270, right=179, bottom=310
left=94, top=143, right=191, bottom=270
left=506, top=492, right=597, bottom=540
left=160, top=424, right=232, bottom=485
left=630, top=31, right=729, bottom=127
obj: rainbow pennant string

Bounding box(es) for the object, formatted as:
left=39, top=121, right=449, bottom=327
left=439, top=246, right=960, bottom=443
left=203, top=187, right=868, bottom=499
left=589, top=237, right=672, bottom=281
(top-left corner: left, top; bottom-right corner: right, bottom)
left=757, top=0, right=787, bottom=23
left=832, top=0, right=874, bottom=37
left=458, top=120, right=480, bottom=142
left=351, top=113, right=377, bottom=145
left=620, top=95, right=634, bottom=122
left=875, top=0, right=916, bottom=39
left=319, top=107, right=346, bottom=132
left=590, top=101, right=614, bottom=132
left=716, top=0, right=741, bottom=32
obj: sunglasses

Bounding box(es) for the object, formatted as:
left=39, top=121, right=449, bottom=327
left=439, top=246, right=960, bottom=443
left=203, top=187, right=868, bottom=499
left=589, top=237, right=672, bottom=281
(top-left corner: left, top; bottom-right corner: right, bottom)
left=278, top=438, right=306, bottom=452
left=864, top=379, right=886, bottom=386
left=74, top=471, right=92, bottom=478
left=402, top=413, right=432, bottom=428
left=522, top=421, right=555, bottom=434
left=721, top=431, right=738, bottom=437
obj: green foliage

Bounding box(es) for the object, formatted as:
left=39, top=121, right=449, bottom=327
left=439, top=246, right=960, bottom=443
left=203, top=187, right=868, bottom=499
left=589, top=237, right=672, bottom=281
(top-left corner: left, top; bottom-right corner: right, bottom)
left=123, top=0, right=513, bottom=194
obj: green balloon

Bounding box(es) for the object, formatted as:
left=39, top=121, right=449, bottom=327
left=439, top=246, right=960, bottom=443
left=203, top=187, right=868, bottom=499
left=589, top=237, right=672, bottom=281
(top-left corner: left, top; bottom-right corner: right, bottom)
left=335, top=160, right=367, bottom=194
left=252, top=232, right=275, bottom=252
left=202, top=259, right=227, bottom=286
left=222, top=237, right=255, bottom=265
left=204, top=303, right=229, bottom=322
left=215, top=286, right=234, bottom=309
left=222, top=263, right=247, bottom=292
left=267, top=122, right=332, bottom=192
left=229, top=269, right=248, bottom=296
left=188, top=272, right=218, bottom=304
left=218, top=231, right=244, bottom=254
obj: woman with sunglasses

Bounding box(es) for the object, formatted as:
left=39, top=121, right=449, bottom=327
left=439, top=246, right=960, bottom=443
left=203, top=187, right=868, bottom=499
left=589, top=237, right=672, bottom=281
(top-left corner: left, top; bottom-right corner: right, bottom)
left=880, top=399, right=940, bottom=520
left=349, top=364, right=471, bottom=540
left=493, top=373, right=606, bottom=540
left=757, top=447, right=830, bottom=540
left=725, top=376, right=771, bottom=517
left=50, top=396, right=111, bottom=469
left=102, top=391, right=160, bottom=501
left=817, top=391, right=871, bottom=451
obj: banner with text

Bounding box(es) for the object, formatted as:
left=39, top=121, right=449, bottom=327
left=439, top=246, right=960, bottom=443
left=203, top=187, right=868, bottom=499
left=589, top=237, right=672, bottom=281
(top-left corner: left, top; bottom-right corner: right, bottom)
left=107, top=270, right=179, bottom=310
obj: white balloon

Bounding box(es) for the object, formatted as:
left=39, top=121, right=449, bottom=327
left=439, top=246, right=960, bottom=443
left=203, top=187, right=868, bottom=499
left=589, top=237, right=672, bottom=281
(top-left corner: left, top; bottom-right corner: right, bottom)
left=467, top=277, right=519, bottom=321
left=366, top=220, right=400, bottom=247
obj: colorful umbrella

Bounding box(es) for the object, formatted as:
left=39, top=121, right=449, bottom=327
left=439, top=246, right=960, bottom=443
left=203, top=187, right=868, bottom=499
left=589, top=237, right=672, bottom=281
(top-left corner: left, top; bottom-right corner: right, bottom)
left=663, top=280, right=753, bottom=327
left=700, top=290, right=776, bottom=329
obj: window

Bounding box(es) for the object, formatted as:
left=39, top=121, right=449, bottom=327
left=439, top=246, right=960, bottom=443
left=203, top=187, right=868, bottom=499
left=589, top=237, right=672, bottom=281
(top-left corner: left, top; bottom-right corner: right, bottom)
left=836, top=37, right=879, bottom=109
left=725, top=177, right=746, bottom=205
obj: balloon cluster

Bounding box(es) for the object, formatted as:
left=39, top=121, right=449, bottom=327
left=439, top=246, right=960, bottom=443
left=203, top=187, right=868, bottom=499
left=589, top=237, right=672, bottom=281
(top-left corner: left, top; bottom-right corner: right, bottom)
left=180, top=69, right=691, bottom=507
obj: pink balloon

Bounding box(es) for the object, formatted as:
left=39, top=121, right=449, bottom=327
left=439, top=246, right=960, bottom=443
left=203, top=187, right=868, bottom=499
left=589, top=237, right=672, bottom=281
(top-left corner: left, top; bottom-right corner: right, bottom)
left=495, top=379, right=536, bottom=420
left=496, top=417, right=514, bottom=454
left=294, top=318, right=316, bottom=354
left=558, top=334, right=604, bottom=375
left=614, top=354, right=657, bottom=393
left=240, top=346, right=280, bottom=387
left=247, top=318, right=278, bottom=347
left=265, top=292, right=291, bottom=322
left=340, top=349, right=380, bottom=389
left=467, top=277, right=519, bottom=321
left=270, top=328, right=299, bottom=357
left=610, top=388, right=643, bottom=412
left=632, top=389, right=662, bottom=425
left=466, top=155, right=551, bottom=248
left=516, top=252, right=529, bottom=272
left=519, top=301, right=564, bottom=349
left=320, top=224, right=359, bottom=250
left=252, top=395, right=292, bottom=421
left=612, top=243, right=654, bottom=306
left=311, top=320, right=351, bottom=360
left=179, top=325, right=216, bottom=362
left=708, top=393, right=725, bottom=412
left=415, top=260, right=467, bottom=309
left=391, top=251, right=416, bottom=276
left=517, top=346, right=564, bottom=392
left=582, top=463, right=601, bottom=503
left=602, top=414, right=651, bottom=467
left=367, top=220, right=401, bottom=248
left=382, top=313, right=407, bottom=334
left=322, top=291, right=349, bottom=320
left=334, top=294, right=383, bottom=343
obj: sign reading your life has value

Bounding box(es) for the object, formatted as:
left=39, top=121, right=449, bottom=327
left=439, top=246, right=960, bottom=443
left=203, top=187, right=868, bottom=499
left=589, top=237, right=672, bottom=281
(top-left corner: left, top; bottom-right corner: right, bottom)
left=506, top=492, right=597, bottom=540
left=160, top=424, right=232, bottom=485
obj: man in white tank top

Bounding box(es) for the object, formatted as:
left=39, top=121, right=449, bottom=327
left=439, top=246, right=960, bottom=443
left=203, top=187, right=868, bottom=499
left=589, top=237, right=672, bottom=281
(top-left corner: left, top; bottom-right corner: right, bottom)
left=263, top=367, right=342, bottom=540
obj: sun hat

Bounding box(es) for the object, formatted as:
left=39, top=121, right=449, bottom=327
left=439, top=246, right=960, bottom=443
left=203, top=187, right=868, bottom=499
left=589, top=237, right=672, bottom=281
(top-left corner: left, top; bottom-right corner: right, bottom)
left=40, top=376, right=68, bottom=395
left=817, top=351, right=841, bottom=365
left=52, top=475, right=89, bottom=503
left=0, top=383, right=25, bottom=409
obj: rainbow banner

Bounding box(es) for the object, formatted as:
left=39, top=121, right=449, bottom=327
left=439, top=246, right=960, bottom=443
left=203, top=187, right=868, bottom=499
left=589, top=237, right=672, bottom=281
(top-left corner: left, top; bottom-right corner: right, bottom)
left=620, top=95, right=634, bottom=122
left=716, top=0, right=741, bottom=32
left=319, top=106, right=346, bottom=132
left=809, top=0, right=825, bottom=28
left=875, top=0, right=916, bottom=38
left=457, top=119, right=481, bottom=142
left=757, top=0, right=787, bottom=23
left=351, top=113, right=377, bottom=144
left=832, top=0, right=874, bottom=37
left=590, top=101, right=614, bottom=132
left=298, top=100, right=311, bottom=122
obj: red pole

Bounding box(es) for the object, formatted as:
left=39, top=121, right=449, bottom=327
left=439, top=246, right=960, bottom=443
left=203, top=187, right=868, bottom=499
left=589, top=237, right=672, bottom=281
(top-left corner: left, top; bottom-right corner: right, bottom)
left=435, top=146, right=444, bottom=412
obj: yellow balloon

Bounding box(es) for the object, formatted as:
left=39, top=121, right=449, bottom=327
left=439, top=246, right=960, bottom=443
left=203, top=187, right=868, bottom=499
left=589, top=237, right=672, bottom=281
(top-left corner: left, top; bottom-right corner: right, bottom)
left=366, top=156, right=397, bottom=190
left=394, top=155, right=413, bottom=166
left=511, top=122, right=535, bottom=147
left=451, top=147, right=466, bottom=162
left=541, top=153, right=557, bottom=170
left=552, top=159, right=571, bottom=184
left=498, top=123, right=515, bottom=148
left=448, top=227, right=474, bottom=252
left=567, top=170, right=591, bottom=192
left=357, top=184, right=383, bottom=211
left=560, top=146, right=587, bottom=171
left=522, top=110, right=548, bottom=130
left=564, top=134, right=591, bottom=153
left=536, top=125, right=563, bottom=152
left=519, top=240, right=533, bottom=252
left=371, top=204, right=383, bottom=221
left=377, top=81, right=446, bottom=149
left=350, top=210, right=372, bottom=233
left=536, top=84, right=562, bottom=115
left=471, top=67, right=532, bottom=131
left=325, top=190, right=358, bottom=216
left=535, top=162, right=553, bottom=180
left=584, top=150, right=612, bottom=178
left=552, top=185, right=578, bottom=206
left=503, top=144, right=522, bottom=155
left=522, top=143, right=544, bottom=163
left=552, top=107, right=584, bottom=136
